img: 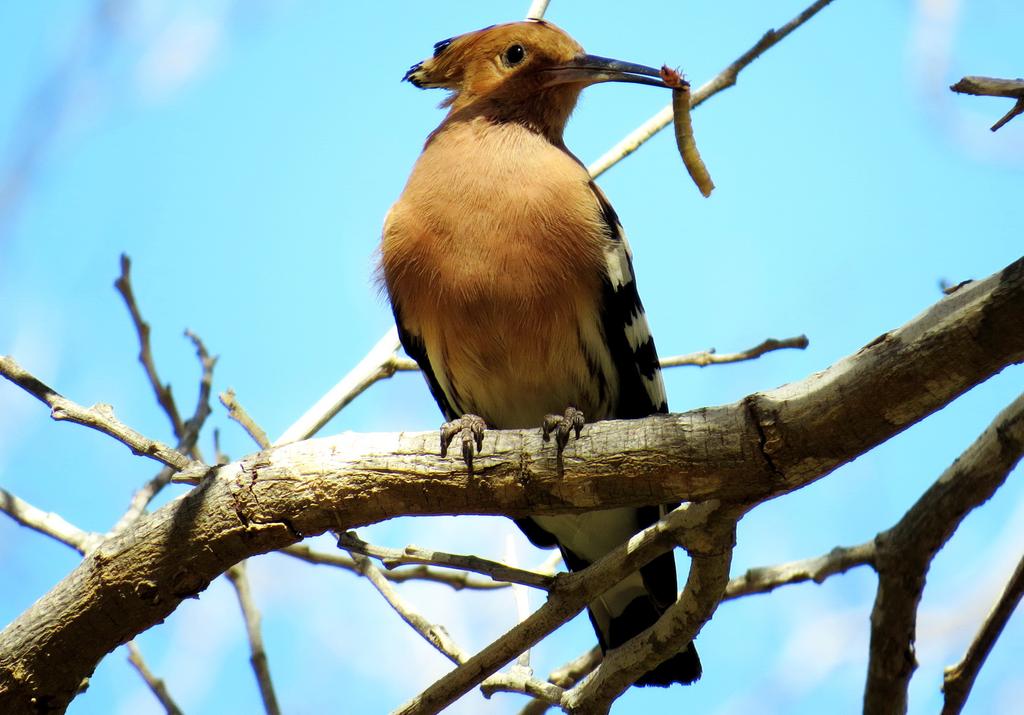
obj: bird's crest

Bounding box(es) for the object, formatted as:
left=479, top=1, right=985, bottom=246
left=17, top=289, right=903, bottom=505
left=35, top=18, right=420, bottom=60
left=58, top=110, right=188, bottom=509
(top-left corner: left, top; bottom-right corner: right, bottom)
left=402, top=20, right=582, bottom=108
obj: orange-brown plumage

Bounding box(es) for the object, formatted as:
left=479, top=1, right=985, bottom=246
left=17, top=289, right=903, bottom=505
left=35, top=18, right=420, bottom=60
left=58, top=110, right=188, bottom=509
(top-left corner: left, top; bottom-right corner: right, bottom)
left=379, top=20, right=701, bottom=688
left=381, top=108, right=612, bottom=424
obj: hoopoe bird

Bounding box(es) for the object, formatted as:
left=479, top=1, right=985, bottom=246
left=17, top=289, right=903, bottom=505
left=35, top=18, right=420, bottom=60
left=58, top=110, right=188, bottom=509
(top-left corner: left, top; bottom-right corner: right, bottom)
left=379, top=20, right=700, bottom=687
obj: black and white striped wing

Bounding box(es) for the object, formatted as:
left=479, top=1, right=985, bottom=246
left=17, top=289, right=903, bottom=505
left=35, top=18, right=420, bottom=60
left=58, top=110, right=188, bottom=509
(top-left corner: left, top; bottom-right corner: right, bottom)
left=590, top=181, right=669, bottom=419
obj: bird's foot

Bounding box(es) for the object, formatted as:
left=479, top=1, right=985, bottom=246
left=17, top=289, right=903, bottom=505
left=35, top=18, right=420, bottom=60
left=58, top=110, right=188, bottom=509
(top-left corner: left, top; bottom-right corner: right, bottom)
left=440, top=414, right=487, bottom=473
left=542, top=406, right=586, bottom=456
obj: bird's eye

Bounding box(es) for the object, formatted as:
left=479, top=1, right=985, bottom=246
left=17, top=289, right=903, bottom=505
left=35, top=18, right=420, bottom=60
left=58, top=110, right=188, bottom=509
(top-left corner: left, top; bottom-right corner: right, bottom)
left=503, top=44, right=526, bottom=67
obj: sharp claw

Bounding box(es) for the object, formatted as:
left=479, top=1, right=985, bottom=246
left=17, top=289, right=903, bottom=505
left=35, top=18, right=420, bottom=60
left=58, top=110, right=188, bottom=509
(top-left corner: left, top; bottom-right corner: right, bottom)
left=439, top=421, right=458, bottom=458
left=570, top=409, right=585, bottom=439
left=461, top=433, right=475, bottom=471
left=541, top=407, right=587, bottom=460
left=438, top=414, right=487, bottom=473
left=468, top=414, right=486, bottom=451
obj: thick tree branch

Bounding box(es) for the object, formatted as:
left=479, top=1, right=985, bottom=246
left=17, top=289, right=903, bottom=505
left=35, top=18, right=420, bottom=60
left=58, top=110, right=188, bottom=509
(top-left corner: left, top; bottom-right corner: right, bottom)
left=942, top=553, right=1024, bottom=715
left=863, top=391, right=1024, bottom=714
left=0, top=256, right=1021, bottom=714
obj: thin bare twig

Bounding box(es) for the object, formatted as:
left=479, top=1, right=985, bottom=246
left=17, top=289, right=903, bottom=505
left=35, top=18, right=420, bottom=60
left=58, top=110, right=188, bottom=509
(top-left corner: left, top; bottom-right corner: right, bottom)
left=660, top=334, right=809, bottom=368
left=481, top=671, right=564, bottom=705
left=110, top=466, right=177, bottom=537
left=180, top=330, right=215, bottom=458
left=478, top=533, right=545, bottom=708
left=724, top=541, right=875, bottom=600
left=535, top=550, right=564, bottom=577
left=941, top=553, right=1024, bottom=715
left=0, top=355, right=193, bottom=472
left=548, top=647, right=603, bottom=689
left=940, top=278, right=974, bottom=296
left=950, top=76, right=1024, bottom=132
left=337, top=532, right=554, bottom=591
left=125, top=641, right=184, bottom=715
left=110, top=258, right=213, bottom=528
left=220, top=388, right=271, bottom=449
left=213, top=428, right=230, bottom=465
left=989, top=100, right=1023, bottom=132
left=114, top=254, right=185, bottom=441
left=392, top=356, right=419, bottom=371
left=0, top=487, right=100, bottom=554
left=5, top=261, right=211, bottom=709
left=524, top=0, right=550, bottom=20
left=518, top=648, right=602, bottom=715
left=338, top=333, right=809, bottom=395
left=985, top=99, right=1022, bottom=132
left=225, top=562, right=281, bottom=715
left=112, top=331, right=217, bottom=535
left=587, top=0, right=838, bottom=178
left=506, top=535, right=534, bottom=670
left=274, top=327, right=403, bottom=445
left=348, top=550, right=468, bottom=665
left=279, top=543, right=510, bottom=590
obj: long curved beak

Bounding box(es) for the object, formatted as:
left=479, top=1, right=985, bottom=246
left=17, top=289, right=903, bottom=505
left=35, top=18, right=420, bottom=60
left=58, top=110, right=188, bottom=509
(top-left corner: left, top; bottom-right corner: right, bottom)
left=543, top=54, right=669, bottom=88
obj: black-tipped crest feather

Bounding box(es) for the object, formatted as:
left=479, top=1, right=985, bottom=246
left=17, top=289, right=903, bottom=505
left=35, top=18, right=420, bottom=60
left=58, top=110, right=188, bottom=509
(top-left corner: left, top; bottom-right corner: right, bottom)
left=432, top=37, right=453, bottom=57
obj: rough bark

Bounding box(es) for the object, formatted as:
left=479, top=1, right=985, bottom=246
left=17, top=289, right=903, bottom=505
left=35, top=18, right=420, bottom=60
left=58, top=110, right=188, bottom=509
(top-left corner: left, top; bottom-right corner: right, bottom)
left=0, top=256, right=1022, bottom=713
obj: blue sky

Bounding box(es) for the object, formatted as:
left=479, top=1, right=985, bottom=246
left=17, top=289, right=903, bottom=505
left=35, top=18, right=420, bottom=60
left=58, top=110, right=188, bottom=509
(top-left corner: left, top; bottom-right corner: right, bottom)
left=1, top=1, right=1022, bottom=713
